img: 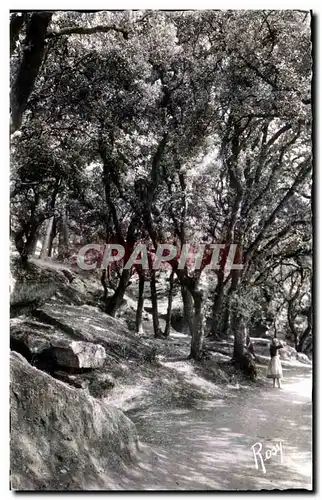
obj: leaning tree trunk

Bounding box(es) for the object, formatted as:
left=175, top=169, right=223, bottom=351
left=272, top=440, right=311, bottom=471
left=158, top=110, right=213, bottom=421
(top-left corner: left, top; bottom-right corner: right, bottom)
left=10, top=12, right=28, bottom=56
left=39, top=216, right=54, bottom=260
left=189, top=290, right=205, bottom=360
left=150, top=269, right=162, bottom=338
left=135, top=271, right=145, bottom=334
left=10, top=12, right=53, bottom=133
left=164, top=269, right=175, bottom=337
left=105, top=268, right=131, bottom=317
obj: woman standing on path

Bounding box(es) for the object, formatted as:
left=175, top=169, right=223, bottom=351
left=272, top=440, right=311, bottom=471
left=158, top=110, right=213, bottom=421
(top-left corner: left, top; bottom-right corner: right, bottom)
left=267, top=338, right=284, bottom=388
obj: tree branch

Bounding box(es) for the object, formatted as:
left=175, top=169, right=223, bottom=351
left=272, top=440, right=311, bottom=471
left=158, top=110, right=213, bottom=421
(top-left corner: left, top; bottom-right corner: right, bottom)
left=47, top=24, right=129, bottom=40
left=244, top=157, right=312, bottom=264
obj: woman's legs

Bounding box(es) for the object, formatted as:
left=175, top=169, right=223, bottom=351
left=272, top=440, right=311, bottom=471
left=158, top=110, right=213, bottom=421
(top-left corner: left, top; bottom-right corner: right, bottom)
left=277, top=377, right=281, bottom=389
left=273, top=377, right=276, bottom=388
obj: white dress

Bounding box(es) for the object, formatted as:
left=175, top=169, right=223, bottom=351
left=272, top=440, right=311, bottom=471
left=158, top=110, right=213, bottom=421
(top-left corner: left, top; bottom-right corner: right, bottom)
left=267, top=346, right=283, bottom=379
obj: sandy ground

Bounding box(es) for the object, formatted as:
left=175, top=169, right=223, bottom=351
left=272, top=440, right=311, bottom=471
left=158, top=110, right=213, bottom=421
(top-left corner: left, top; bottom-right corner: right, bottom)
left=108, top=364, right=312, bottom=491
left=101, top=279, right=313, bottom=490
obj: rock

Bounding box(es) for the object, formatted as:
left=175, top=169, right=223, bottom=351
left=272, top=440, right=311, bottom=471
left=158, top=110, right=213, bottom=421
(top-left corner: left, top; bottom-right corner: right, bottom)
left=10, top=259, right=99, bottom=317
left=51, top=340, right=106, bottom=369
left=52, top=371, right=90, bottom=390
left=10, top=351, right=139, bottom=490
left=279, top=345, right=297, bottom=360
left=296, top=352, right=311, bottom=364
left=10, top=318, right=56, bottom=362
left=60, top=269, right=76, bottom=283
left=10, top=259, right=70, bottom=316
left=88, top=373, right=115, bottom=398
left=34, top=303, right=157, bottom=362
left=52, top=370, right=115, bottom=398
left=69, top=277, right=88, bottom=295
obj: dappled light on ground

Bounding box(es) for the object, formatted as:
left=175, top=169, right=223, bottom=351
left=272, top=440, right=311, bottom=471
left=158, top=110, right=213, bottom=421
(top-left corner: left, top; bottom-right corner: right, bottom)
left=121, top=366, right=312, bottom=490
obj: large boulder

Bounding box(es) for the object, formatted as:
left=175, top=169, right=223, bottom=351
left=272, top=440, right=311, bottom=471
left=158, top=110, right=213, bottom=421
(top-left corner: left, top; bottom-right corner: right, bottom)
left=10, top=317, right=62, bottom=360
left=10, top=351, right=139, bottom=490
left=51, top=340, right=106, bottom=369
left=33, top=303, right=156, bottom=362
left=10, top=306, right=157, bottom=398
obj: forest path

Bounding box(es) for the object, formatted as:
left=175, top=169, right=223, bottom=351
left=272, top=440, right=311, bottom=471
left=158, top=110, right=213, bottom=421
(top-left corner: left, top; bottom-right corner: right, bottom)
left=26, top=263, right=311, bottom=489
left=117, top=365, right=312, bottom=490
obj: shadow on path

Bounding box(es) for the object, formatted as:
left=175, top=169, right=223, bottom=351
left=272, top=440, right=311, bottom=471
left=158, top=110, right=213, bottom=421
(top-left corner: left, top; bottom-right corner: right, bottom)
left=121, top=366, right=312, bottom=490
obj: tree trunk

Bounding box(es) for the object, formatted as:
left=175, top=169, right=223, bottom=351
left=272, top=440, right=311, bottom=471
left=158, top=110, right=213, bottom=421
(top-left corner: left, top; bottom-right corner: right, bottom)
left=20, top=223, right=39, bottom=264
left=303, top=337, right=312, bottom=355
left=105, top=268, right=131, bottom=317
left=181, top=285, right=194, bottom=335
left=47, top=217, right=57, bottom=257
left=58, top=228, right=65, bottom=260
left=30, top=230, right=39, bottom=256
left=222, top=300, right=231, bottom=337
left=10, top=12, right=28, bottom=56
left=136, top=272, right=145, bottom=334
left=57, top=209, right=69, bottom=261
left=10, top=12, right=53, bottom=133
left=150, top=269, right=162, bottom=338
left=101, top=270, right=108, bottom=302
left=39, top=216, right=54, bottom=260
left=297, top=306, right=312, bottom=352
left=189, top=290, right=205, bottom=360
left=164, top=269, right=175, bottom=337
left=225, top=241, right=257, bottom=379
left=232, top=315, right=257, bottom=380
left=210, top=270, right=225, bottom=337
left=233, top=319, right=247, bottom=360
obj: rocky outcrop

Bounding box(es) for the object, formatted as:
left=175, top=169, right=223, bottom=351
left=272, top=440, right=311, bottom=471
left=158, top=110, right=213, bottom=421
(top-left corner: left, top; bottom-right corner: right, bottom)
left=10, top=258, right=100, bottom=318
left=32, top=303, right=156, bottom=362
left=272, top=344, right=311, bottom=364
left=10, top=351, right=139, bottom=490
left=50, top=340, right=106, bottom=369
left=10, top=317, right=64, bottom=361
left=10, top=303, right=157, bottom=397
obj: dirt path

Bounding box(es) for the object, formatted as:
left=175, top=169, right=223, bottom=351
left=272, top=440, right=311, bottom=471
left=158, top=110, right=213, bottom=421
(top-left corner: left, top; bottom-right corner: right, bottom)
left=116, top=365, right=312, bottom=491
